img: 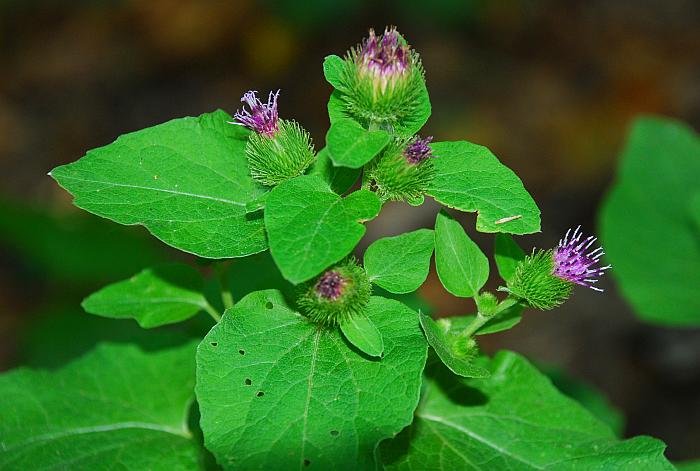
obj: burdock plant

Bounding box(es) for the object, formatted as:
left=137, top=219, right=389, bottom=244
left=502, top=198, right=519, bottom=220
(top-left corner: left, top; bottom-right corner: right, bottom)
left=1, top=26, right=678, bottom=471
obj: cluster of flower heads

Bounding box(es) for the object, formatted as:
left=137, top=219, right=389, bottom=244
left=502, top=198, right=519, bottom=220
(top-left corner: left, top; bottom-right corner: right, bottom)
left=358, top=28, right=410, bottom=82
left=553, top=226, right=611, bottom=291
left=403, top=135, right=434, bottom=164
left=232, top=90, right=279, bottom=137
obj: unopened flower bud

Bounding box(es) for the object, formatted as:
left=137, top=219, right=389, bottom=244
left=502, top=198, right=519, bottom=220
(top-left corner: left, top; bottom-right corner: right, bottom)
left=364, top=136, right=436, bottom=203
left=297, top=258, right=371, bottom=327
left=335, top=27, right=427, bottom=134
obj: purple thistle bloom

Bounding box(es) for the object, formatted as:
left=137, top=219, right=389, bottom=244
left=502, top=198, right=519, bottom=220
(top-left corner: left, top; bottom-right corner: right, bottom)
left=232, top=90, right=279, bottom=137
left=553, top=226, right=611, bottom=292
left=358, top=28, right=410, bottom=90
left=315, top=271, right=346, bottom=300
left=404, top=135, right=434, bottom=164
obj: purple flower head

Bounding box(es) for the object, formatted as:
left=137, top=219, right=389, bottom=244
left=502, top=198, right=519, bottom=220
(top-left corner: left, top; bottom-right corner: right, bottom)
left=358, top=28, right=410, bottom=88
left=232, top=90, right=279, bottom=137
left=315, top=270, right=346, bottom=300
left=404, top=135, right=434, bottom=164
left=553, top=226, right=611, bottom=292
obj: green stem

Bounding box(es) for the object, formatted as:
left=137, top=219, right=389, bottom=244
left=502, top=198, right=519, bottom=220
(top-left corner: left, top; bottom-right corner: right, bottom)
left=203, top=302, right=222, bottom=323
left=462, top=313, right=490, bottom=339
left=462, top=295, right=519, bottom=338
left=215, top=262, right=234, bottom=310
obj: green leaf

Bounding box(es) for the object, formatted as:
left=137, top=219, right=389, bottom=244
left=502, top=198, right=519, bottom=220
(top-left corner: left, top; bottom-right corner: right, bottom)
left=196, top=290, right=427, bottom=471
left=397, top=79, right=432, bottom=137
left=494, top=233, right=526, bottom=283
left=381, top=351, right=674, bottom=471
left=0, top=197, right=167, bottom=284
left=427, top=141, right=541, bottom=235
left=364, top=229, right=434, bottom=294
left=265, top=175, right=381, bottom=283
left=340, top=313, right=384, bottom=358
left=327, top=118, right=391, bottom=168
left=677, top=460, right=700, bottom=471
left=434, top=210, right=489, bottom=298
left=309, top=147, right=361, bottom=194
left=323, top=54, right=346, bottom=90
left=50, top=110, right=268, bottom=259
left=0, top=341, right=204, bottom=470
left=419, top=312, right=490, bottom=378
left=445, top=305, right=523, bottom=336
left=82, top=264, right=211, bottom=328
left=600, top=116, right=700, bottom=326
left=545, top=367, right=625, bottom=437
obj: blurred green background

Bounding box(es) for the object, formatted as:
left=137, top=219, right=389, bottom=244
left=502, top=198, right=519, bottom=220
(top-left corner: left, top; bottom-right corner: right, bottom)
left=1, top=0, right=699, bottom=461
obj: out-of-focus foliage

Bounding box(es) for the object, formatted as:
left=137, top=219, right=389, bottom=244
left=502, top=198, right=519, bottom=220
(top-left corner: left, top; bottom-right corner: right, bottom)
left=600, top=117, right=700, bottom=326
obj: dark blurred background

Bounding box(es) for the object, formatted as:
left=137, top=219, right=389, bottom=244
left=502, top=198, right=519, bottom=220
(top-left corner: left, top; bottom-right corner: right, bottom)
left=1, top=0, right=699, bottom=461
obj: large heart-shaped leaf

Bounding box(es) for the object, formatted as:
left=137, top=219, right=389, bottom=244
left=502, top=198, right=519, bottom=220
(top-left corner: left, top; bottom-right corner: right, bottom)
left=427, top=141, right=540, bottom=235
left=82, top=264, right=212, bottom=328
left=196, top=290, right=427, bottom=470
left=381, top=352, right=674, bottom=470
left=0, top=341, right=203, bottom=470
left=265, top=175, right=381, bottom=283
left=50, top=110, right=268, bottom=259
left=600, top=117, right=700, bottom=326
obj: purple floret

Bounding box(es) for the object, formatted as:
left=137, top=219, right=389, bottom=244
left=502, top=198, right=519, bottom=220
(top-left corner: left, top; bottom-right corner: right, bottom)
left=404, top=135, right=434, bottom=164
left=315, top=271, right=346, bottom=300
left=232, top=90, right=279, bottom=137
left=359, top=28, right=410, bottom=81
left=553, top=226, right=611, bottom=292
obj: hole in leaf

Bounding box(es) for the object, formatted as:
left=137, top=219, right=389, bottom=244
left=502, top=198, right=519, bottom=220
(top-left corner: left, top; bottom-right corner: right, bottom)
left=303, top=459, right=311, bottom=467
left=239, top=350, right=245, bottom=355
left=330, top=430, right=339, bottom=437
left=210, top=342, right=218, bottom=347
left=256, top=391, right=264, bottom=397
left=266, top=301, right=274, bottom=309
left=244, top=378, right=252, bottom=386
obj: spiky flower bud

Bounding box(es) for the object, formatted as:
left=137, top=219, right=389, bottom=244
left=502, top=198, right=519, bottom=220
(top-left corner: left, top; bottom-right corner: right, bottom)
left=232, top=90, right=315, bottom=186
left=336, top=27, right=426, bottom=133
left=448, top=335, right=479, bottom=361
left=507, top=226, right=611, bottom=310
left=297, top=259, right=372, bottom=327
left=364, top=136, right=436, bottom=203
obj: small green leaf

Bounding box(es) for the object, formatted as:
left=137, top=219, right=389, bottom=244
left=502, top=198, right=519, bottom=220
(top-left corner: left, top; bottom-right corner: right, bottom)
left=340, top=313, right=384, bottom=358
left=364, top=229, right=434, bottom=294
left=427, top=141, right=541, bottom=234
left=50, top=110, right=268, bottom=259
left=434, top=210, right=489, bottom=298
left=82, top=264, right=210, bottom=328
left=677, top=460, right=700, bottom=471
left=265, top=175, right=381, bottom=284
left=327, top=119, right=391, bottom=168
left=323, top=54, right=346, bottom=90
left=446, top=304, right=523, bottom=336
left=419, top=312, right=490, bottom=378
left=0, top=341, right=203, bottom=470
left=196, top=290, right=427, bottom=471
left=309, top=147, right=360, bottom=195
left=600, top=116, right=700, bottom=326
left=381, top=351, right=674, bottom=471
left=494, top=233, right=526, bottom=283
